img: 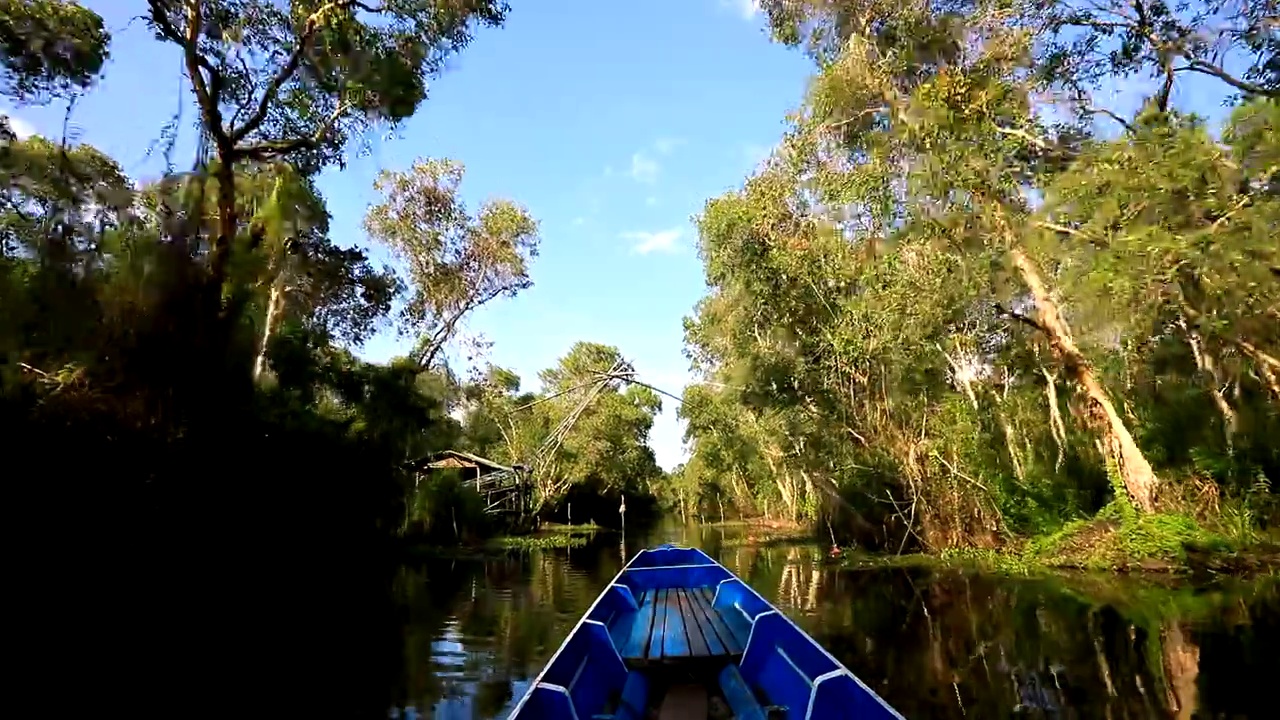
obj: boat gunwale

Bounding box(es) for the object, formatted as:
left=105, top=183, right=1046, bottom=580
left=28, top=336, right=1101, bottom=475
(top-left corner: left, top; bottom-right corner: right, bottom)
left=505, top=548, right=660, bottom=718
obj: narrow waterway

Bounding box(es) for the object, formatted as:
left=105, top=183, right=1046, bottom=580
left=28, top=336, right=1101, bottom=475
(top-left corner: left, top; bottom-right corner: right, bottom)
left=387, top=522, right=1275, bottom=719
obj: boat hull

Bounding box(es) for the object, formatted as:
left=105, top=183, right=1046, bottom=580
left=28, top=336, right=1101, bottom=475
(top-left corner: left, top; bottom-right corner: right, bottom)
left=507, top=544, right=904, bottom=720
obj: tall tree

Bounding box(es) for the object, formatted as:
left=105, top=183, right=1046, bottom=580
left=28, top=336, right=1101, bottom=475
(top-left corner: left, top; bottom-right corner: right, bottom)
left=364, top=158, right=539, bottom=370
left=135, top=162, right=400, bottom=379
left=676, top=0, right=1280, bottom=546
left=143, top=0, right=509, bottom=290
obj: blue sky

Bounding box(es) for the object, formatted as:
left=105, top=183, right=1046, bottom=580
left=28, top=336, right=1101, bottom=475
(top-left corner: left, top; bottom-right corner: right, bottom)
left=2, top=0, right=810, bottom=470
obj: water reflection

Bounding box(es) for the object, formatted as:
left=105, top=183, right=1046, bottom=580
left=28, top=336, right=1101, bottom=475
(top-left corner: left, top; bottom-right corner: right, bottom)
left=388, top=523, right=1275, bottom=719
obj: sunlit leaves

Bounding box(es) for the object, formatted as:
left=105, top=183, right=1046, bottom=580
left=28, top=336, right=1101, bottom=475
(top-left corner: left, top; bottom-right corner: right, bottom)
left=145, top=0, right=508, bottom=169
left=364, top=158, right=539, bottom=368
left=458, top=343, right=664, bottom=509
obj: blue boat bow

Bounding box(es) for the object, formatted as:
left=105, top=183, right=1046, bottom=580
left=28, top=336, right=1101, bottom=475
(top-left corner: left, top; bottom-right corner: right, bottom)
left=508, top=544, right=904, bottom=719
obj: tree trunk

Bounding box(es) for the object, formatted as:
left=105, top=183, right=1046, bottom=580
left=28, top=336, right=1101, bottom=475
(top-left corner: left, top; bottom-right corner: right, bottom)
left=996, top=407, right=1025, bottom=481
left=212, top=158, right=237, bottom=290
left=763, top=452, right=796, bottom=520
left=1238, top=341, right=1280, bottom=401
left=1180, top=317, right=1237, bottom=446
left=1042, top=367, right=1067, bottom=471
left=253, top=275, right=286, bottom=381
left=1160, top=622, right=1200, bottom=720
left=1010, top=247, right=1159, bottom=513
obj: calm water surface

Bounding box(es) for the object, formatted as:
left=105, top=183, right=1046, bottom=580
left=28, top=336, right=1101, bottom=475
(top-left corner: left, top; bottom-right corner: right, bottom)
left=386, top=523, right=1276, bottom=719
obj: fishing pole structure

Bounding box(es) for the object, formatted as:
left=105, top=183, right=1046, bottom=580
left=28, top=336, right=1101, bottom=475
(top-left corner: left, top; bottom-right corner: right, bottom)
left=490, top=359, right=695, bottom=513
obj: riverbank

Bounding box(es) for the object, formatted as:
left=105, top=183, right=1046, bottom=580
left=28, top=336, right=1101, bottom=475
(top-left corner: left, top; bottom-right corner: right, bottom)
left=400, top=522, right=609, bottom=559
left=836, top=515, right=1280, bottom=579
left=698, top=508, right=1280, bottom=578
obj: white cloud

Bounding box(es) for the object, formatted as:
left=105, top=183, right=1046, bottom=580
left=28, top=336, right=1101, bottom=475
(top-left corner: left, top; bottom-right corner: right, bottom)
left=622, top=227, right=683, bottom=255
left=720, top=0, right=761, bottom=19
left=645, top=196, right=659, bottom=207
left=571, top=216, right=586, bottom=226
left=629, top=152, right=660, bottom=184
left=653, top=137, right=685, bottom=155
left=3, top=113, right=36, bottom=139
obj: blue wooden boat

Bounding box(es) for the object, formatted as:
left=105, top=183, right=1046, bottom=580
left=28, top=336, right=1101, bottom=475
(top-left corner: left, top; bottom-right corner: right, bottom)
left=508, top=544, right=904, bottom=719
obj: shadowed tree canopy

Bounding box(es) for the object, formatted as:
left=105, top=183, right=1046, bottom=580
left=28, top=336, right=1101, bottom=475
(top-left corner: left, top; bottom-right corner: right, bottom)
left=1, top=133, right=132, bottom=259
left=141, top=0, right=511, bottom=290
left=0, top=0, right=110, bottom=102
left=144, top=0, right=509, bottom=168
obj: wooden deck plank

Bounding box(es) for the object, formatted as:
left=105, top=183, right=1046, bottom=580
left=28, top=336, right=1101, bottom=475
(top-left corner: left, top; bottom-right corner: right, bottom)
left=647, top=589, right=670, bottom=659
left=689, top=586, right=743, bottom=654
left=621, top=589, right=657, bottom=659
left=688, top=588, right=727, bottom=656
left=677, top=589, right=712, bottom=657
left=702, top=584, right=754, bottom=647
left=662, top=587, right=691, bottom=658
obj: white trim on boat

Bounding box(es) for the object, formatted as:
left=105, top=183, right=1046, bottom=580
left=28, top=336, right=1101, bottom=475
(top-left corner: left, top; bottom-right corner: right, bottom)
left=583, top=619, right=627, bottom=670
left=741, top=609, right=780, bottom=663
left=712, top=577, right=734, bottom=605
left=803, top=669, right=847, bottom=720
left=609, top=583, right=639, bottom=609
left=623, top=563, right=717, bottom=571
left=777, top=647, right=811, bottom=685
left=530, top=683, right=579, bottom=720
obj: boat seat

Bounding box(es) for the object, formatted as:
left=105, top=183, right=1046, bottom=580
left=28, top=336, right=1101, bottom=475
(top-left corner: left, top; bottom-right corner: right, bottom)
left=711, top=578, right=773, bottom=643
left=530, top=619, right=651, bottom=720
left=718, top=664, right=768, bottom=720
left=722, top=611, right=888, bottom=720
left=592, top=673, right=649, bottom=720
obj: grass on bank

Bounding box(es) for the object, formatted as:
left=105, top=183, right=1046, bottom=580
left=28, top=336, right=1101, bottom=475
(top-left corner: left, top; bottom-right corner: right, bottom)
left=841, top=507, right=1279, bottom=577
left=843, top=465, right=1279, bottom=577
left=403, top=522, right=609, bottom=558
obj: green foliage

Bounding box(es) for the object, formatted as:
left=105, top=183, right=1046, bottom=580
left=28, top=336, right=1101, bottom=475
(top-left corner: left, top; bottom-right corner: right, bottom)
left=144, top=0, right=508, bottom=169
left=407, top=472, right=490, bottom=544
left=364, top=158, right=539, bottom=369
left=676, top=0, right=1280, bottom=557
left=0, top=0, right=109, bottom=102
left=456, top=342, right=665, bottom=520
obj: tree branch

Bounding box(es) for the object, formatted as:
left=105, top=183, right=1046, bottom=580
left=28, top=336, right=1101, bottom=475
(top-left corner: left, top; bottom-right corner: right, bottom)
left=995, top=302, right=1047, bottom=334
left=1155, top=53, right=1176, bottom=112
left=1186, top=59, right=1278, bottom=98
left=993, top=125, right=1051, bottom=150
left=148, top=1, right=229, bottom=146
left=417, top=283, right=509, bottom=370
left=1084, top=104, right=1135, bottom=133
left=237, top=101, right=353, bottom=161
left=1037, top=220, right=1099, bottom=243
left=229, top=0, right=360, bottom=142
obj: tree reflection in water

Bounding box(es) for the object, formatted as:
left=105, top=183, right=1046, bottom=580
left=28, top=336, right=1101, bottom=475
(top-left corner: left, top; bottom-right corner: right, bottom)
left=385, top=525, right=1275, bottom=719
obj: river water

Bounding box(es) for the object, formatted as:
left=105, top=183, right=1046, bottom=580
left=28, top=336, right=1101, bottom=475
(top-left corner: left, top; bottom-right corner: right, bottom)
left=386, top=522, right=1275, bottom=719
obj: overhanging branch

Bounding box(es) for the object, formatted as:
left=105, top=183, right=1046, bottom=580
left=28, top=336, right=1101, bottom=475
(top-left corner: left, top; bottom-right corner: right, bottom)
left=995, top=302, right=1047, bottom=334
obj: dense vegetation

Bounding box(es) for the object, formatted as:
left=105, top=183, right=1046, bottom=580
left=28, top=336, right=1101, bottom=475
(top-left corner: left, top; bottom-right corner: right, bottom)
left=672, top=0, right=1280, bottom=560
left=2, top=0, right=665, bottom=551
left=2, top=0, right=1277, bottom=714
left=1, top=2, right=665, bottom=713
